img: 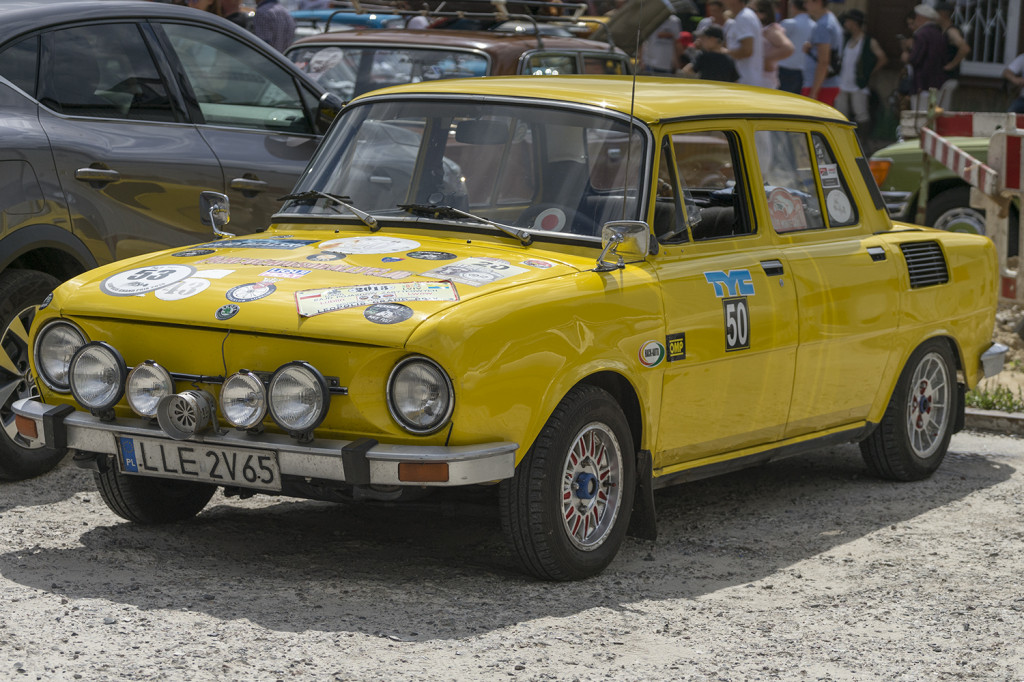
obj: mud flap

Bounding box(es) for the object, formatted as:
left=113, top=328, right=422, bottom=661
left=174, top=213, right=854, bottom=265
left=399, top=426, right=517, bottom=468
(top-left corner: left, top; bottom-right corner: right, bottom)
left=627, top=448, right=657, bottom=541
left=953, top=382, right=965, bottom=434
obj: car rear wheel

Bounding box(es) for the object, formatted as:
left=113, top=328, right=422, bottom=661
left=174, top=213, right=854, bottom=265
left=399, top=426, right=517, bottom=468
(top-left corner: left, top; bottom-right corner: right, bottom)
left=500, top=384, right=634, bottom=580
left=860, top=339, right=956, bottom=481
left=94, top=466, right=216, bottom=524
left=0, top=270, right=63, bottom=481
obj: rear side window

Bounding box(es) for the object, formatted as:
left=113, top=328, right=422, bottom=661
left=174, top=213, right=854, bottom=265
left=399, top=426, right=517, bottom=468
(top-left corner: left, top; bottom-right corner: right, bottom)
left=754, top=130, right=826, bottom=233
left=523, top=53, right=578, bottom=75
left=0, top=35, right=39, bottom=96
left=163, top=23, right=312, bottom=134
left=38, top=24, right=178, bottom=122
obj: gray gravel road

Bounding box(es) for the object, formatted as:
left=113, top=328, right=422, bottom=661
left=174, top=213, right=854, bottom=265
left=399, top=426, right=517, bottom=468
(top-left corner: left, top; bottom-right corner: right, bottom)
left=2, top=431, right=1023, bottom=681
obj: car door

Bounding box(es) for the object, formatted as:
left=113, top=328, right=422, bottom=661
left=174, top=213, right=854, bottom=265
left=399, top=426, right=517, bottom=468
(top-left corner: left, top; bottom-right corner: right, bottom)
left=650, top=126, right=799, bottom=468
left=32, top=22, right=224, bottom=261
left=158, top=22, right=322, bottom=234
left=752, top=126, right=899, bottom=438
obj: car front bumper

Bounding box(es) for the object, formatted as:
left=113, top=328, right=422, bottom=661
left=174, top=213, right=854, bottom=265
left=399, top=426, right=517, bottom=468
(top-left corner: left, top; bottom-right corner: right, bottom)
left=12, top=398, right=517, bottom=488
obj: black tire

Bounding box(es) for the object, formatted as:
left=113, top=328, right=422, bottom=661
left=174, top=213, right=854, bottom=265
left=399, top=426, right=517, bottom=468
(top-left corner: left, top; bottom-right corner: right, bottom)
left=94, top=466, right=216, bottom=524
left=500, top=384, right=635, bottom=580
left=926, top=187, right=985, bottom=235
left=0, top=270, right=63, bottom=481
left=860, top=339, right=957, bottom=482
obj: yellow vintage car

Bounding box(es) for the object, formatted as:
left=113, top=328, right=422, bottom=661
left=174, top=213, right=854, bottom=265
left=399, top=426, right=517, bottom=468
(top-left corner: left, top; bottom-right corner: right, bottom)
left=13, top=77, right=1005, bottom=580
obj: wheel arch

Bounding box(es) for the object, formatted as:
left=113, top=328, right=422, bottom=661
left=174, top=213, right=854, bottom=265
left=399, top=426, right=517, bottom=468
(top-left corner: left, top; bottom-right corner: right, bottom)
left=0, top=224, right=98, bottom=280
left=575, top=370, right=643, bottom=456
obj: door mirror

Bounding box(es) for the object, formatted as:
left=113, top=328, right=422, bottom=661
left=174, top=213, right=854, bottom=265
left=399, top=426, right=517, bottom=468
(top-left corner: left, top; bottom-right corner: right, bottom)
left=315, top=91, right=344, bottom=134
left=199, top=191, right=233, bottom=238
left=596, top=221, right=651, bottom=271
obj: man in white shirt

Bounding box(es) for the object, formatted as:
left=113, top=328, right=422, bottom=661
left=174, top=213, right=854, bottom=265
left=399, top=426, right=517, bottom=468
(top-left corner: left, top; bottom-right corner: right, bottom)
left=778, top=0, right=813, bottom=93
left=640, top=8, right=683, bottom=74
left=722, top=0, right=766, bottom=87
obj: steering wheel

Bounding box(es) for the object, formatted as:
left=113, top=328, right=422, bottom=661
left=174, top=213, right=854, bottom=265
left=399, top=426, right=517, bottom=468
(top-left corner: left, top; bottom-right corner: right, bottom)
left=518, top=204, right=595, bottom=236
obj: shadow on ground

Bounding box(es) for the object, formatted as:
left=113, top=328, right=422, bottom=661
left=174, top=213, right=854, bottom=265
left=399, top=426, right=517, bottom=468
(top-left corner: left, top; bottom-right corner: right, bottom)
left=0, top=442, right=1015, bottom=640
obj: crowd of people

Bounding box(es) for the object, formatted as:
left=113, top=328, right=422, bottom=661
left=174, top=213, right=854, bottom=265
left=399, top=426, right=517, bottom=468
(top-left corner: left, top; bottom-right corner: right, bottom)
left=159, top=0, right=298, bottom=51
left=635, top=0, right=1024, bottom=134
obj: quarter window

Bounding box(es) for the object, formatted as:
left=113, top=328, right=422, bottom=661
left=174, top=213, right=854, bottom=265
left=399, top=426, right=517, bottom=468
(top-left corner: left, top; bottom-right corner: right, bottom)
left=38, top=24, right=178, bottom=122
left=163, top=23, right=312, bottom=133
left=0, top=35, right=39, bottom=96
left=811, top=133, right=858, bottom=227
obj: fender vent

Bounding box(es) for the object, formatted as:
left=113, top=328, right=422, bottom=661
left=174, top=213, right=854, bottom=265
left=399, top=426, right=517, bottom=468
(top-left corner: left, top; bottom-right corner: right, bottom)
left=899, top=241, right=949, bottom=288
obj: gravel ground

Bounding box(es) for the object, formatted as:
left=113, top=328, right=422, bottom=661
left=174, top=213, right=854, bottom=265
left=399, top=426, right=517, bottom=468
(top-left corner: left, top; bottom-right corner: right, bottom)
left=2, top=431, right=1023, bottom=681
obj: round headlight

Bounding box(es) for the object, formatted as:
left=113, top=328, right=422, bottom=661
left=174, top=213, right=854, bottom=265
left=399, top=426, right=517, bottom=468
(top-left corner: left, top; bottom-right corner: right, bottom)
left=387, top=356, right=454, bottom=435
left=69, top=342, right=127, bottom=411
left=268, top=362, right=329, bottom=434
left=126, top=361, right=174, bottom=418
left=34, top=322, right=87, bottom=392
left=220, top=371, right=267, bottom=429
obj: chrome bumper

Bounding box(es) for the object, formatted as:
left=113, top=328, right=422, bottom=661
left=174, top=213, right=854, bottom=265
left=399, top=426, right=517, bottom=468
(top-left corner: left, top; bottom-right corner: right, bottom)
left=12, top=398, right=517, bottom=487
left=981, top=343, right=1008, bottom=379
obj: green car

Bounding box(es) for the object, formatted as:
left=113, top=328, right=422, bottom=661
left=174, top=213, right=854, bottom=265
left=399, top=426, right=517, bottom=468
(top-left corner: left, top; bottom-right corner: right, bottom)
left=870, top=137, right=1020, bottom=238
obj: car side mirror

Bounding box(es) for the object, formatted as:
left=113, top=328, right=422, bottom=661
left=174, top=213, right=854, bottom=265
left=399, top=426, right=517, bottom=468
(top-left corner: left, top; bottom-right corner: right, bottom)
left=315, top=91, right=344, bottom=134
left=595, top=221, right=651, bottom=271
left=199, top=191, right=234, bottom=239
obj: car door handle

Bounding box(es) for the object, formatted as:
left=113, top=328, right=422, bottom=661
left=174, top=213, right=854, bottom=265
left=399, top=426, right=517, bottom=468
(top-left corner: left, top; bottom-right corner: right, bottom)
left=74, top=168, right=120, bottom=184
left=230, top=178, right=269, bottom=193
left=760, top=259, right=784, bottom=276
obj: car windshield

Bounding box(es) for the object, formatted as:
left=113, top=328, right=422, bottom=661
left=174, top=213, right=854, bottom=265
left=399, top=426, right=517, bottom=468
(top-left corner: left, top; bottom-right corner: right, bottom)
left=287, top=45, right=490, bottom=100
left=283, top=99, right=647, bottom=239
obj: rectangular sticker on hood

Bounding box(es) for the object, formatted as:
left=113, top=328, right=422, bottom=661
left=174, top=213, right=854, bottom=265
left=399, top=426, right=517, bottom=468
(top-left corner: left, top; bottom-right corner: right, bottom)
left=295, top=281, right=459, bottom=317
left=421, top=258, right=527, bottom=287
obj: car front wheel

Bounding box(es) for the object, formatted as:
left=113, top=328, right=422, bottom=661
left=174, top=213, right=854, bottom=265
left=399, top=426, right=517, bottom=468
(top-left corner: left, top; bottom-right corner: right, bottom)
left=0, top=270, right=62, bottom=481
left=500, top=384, right=635, bottom=580
left=94, top=466, right=216, bottom=524
left=860, top=339, right=957, bottom=481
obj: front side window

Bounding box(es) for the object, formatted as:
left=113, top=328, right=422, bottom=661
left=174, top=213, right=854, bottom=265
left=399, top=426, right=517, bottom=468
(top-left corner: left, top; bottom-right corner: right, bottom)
left=670, top=130, right=753, bottom=241
left=288, top=45, right=489, bottom=101
left=163, top=23, right=311, bottom=133
left=286, top=99, right=646, bottom=239
left=38, top=24, right=177, bottom=122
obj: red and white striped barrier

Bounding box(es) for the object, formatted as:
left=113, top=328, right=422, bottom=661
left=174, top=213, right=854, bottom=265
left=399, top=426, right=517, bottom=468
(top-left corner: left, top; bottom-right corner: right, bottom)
left=990, top=131, right=1024, bottom=194
left=919, top=126, right=1000, bottom=196
left=901, top=111, right=1024, bottom=139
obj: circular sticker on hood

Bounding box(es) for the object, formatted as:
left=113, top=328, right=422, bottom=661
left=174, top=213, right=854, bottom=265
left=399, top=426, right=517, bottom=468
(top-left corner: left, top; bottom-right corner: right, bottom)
left=155, top=277, right=211, bottom=301
left=407, top=251, right=457, bottom=261
left=319, top=237, right=420, bottom=255
left=215, top=304, right=239, bottom=321
left=638, top=340, right=665, bottom=368
left=226, top=282, right=276, bottom=303
left=100, top=265, right=197, bottom=297
left=364, top=303, right=413, bottom=325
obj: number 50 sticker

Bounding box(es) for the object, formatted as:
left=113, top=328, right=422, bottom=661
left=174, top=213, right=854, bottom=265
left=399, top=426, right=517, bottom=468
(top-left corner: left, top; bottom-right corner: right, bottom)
left=723, top=297, right=750, bottom=352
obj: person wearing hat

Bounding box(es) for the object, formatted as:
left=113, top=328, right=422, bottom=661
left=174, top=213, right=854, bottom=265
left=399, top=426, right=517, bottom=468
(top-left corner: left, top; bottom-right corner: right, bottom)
left=834, top=8, right=887, bottom=139
left=935, top=0, right=971, bottom=109
left=681, top=25, right=740, bottom=82
left=901, top=4, right=947, bottom=110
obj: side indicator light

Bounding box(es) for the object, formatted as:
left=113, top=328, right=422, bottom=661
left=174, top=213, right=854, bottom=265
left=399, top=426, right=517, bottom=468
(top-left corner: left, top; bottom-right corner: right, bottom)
left=398, top=462, right=449, bottom=483
left=15, top=414, right=38, bottom=439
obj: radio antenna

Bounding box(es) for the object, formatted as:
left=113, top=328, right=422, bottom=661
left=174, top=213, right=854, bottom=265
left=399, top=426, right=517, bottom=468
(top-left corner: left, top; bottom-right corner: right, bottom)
left=622, top=0, right=642, bottom=220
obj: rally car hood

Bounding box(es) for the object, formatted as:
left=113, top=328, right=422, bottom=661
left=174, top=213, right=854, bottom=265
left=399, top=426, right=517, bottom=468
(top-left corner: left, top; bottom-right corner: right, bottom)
left=55, top=228, right=586, bottom=347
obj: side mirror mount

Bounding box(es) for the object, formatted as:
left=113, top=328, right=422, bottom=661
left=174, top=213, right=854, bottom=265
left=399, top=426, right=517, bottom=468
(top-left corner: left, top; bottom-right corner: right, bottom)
left=315, top=91, right=344, bottom=134
left=199, top=191, right=233, bottom=239
left=595, top=221, right=651, bottom=271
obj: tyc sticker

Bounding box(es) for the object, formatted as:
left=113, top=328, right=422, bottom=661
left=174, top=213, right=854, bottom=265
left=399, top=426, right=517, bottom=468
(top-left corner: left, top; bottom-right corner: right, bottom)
left=638, top=340, right=665, bottom=368
left=704, top=269, right=754, bottom=298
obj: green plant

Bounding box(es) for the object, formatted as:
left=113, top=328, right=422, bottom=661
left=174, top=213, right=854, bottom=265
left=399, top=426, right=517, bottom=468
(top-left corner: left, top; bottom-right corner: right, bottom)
left=965, top=385, right=1024, bottom=413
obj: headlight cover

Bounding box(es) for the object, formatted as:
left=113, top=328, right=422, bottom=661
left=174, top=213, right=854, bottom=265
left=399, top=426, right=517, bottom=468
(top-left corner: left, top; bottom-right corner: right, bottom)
left=126, top=361, right=174, bottom=418
left=268, top=362, right=329, bottom=436
left=33, top=321, right=87, bottom=392
left=69, top=342, right=127, bottom=412
left=220, top=371, right=267, bottom=429
left=387, top=356, right=454, bottom=435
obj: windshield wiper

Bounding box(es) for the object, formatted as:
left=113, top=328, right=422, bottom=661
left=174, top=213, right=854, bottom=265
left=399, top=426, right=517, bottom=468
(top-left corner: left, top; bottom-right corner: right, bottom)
left=398, top=203, right=532, bottom=246
left=280, top=190, right=378, bottom=230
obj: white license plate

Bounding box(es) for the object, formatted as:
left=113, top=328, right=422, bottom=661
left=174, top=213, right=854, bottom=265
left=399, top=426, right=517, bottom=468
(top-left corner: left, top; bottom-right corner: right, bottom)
left=116, top=436, right=281, bottom=491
